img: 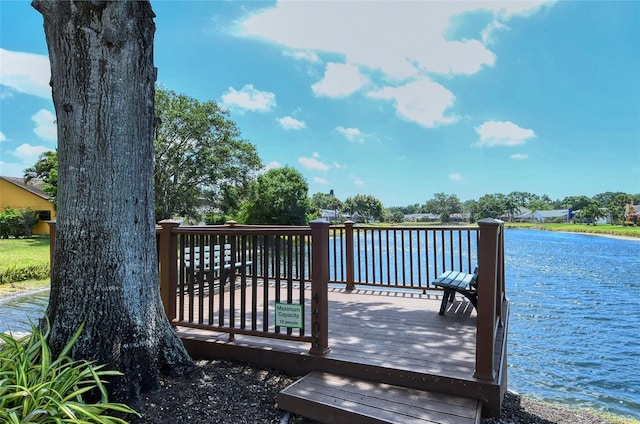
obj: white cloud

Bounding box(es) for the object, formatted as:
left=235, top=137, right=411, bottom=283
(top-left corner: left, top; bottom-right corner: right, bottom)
left=298, top=156, right=330, bottom=171
left=263, top=160, right=282, bottom=171
left=221, top=84, right=276, bottom=112
left=278, top=116, right=306, bottom=130
left=239, top=2, right=552, bottom=81
left=312, top=62, right=369, bottom=98
left=449, top=173, right=463, bottom=181
left=237, top=2, right=554, bottom=127
left=31, top=109, right=57, bottom=142
left=368, top=79, right=457, bottom=128
left=336, top=126, right=366, bottom=143
left=332, top=162, right=345, bottom=169
left=313, top=177, right=328, bottom=184
left=14, top=143, right=51, bottom=164
left=284, top=50, right=320, bottom=63
left=0, top=131, right=6, bottom=142
left=0, top=49, right=51, bottom=99
left=351, top=175, right=364, bottom=186
left=511, top=153, right=529, bottom=160
left=473, top=121, right=536, bottom=147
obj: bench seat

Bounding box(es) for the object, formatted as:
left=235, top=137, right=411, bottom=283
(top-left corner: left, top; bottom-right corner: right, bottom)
left=183, top=244, right=252, bottom=285
left=433, top=267, right=478, bottom=315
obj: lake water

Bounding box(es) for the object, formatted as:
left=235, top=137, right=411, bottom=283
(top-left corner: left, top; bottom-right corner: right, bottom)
left=505, top=229, right=639, bottom=419
left=1, top=229, right=638, bottom=419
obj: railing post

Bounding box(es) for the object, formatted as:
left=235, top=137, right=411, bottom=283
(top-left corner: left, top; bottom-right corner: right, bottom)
left=48, top=220, right=56, bottom=278
left=474, top=218, right=503, bottom=381
left=309, top=219, right=331, bottom=355
left=158, top=219, right=180, bottom=323
left=344, top=220, right=355, bottom=290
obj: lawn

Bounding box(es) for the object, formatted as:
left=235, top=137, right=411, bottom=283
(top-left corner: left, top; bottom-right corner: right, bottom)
left=505, top=222, right=640, bottom=239
left=0, top=236, right=50, bottom=286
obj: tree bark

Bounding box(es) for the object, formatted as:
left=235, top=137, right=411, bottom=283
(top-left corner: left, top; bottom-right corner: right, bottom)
left=32, top=0, right=194, bottom=402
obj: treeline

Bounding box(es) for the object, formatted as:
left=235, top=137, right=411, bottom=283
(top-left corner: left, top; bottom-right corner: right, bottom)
left=311, top=190, right=640, bottom=225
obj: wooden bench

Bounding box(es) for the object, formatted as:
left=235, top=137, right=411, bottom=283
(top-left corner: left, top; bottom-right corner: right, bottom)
left=433, top=267, right=479, bottom=315
left=183, top=244, right=252, bottom=285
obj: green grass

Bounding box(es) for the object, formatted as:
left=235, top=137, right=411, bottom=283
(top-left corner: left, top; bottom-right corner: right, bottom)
left=504, top=222, right=640, bottom=239
left=0, top=236, right=50, bottom=285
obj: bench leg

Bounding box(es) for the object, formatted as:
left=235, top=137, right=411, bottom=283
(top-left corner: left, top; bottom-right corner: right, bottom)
left=439, top=288, right=451, bottom=315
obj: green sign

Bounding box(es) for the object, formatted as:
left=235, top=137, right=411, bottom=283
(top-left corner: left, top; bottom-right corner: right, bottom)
left=275, top=303, right=304, bottom=329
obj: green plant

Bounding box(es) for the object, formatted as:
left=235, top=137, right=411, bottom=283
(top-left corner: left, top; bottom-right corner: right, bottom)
left=0, top=322, right=138, bottom=423
left=0, top=208, right=40, bottom=239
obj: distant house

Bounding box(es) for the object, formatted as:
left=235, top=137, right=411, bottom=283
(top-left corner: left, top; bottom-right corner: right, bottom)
left=0, top=176, right=56, bottom=235
left=320, top=209, right=340, bottom=221
left=501, top=206, right=533, bottom=222
left=532, top=209, right=571, bottom=223
left=403, top=213, right=438, bottom=222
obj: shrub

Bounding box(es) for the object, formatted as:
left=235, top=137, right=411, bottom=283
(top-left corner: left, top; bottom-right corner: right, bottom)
left=0, top=322, right=138, bottom=423
left=0, top=208, right=39, bottom=239
left=0, top=263, right=50, bottom=285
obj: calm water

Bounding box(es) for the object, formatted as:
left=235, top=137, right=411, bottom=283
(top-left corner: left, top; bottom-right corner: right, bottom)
left=1, top=229, right=638, bottom=419
left=505, top=229, right=639, bottom=419
left=0, top=289, right=49, bottom=335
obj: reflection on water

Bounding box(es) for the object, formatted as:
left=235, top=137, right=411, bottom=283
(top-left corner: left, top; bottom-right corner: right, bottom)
left=0, top=290, right=49, bottom=335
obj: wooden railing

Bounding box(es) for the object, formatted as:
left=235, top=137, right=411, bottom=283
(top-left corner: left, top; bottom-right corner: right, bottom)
left=156, top=219, right=330, bottom=355
left=51, top=218, right=505, bottom=380
left=328, top=222, right=478, bottom=290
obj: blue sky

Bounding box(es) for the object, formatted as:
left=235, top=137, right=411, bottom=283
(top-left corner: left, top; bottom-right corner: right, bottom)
left=1, top=1, right=639, bottom=207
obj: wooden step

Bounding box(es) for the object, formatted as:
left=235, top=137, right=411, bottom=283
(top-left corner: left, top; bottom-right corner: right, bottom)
left=278, top=372, right=481, bottom=424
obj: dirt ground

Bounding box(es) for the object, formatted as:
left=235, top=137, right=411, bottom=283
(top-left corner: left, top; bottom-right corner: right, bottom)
left=126, top=359, right=627, bottom=424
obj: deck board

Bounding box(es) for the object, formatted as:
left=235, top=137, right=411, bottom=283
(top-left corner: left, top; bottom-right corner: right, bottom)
left=175, top=281, right=506, bottom=420
left=279, top=372, right=481, bottom=424
left=176, top=283, right=478, bottom=380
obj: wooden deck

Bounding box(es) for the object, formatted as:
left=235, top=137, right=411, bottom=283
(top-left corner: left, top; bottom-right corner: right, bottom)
left=279, top=371, right=482, bottom=424
left=176, top=283, right=508, bottom=422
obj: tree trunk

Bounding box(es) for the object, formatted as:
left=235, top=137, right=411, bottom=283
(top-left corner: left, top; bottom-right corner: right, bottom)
left=32, top=0, right=194, bottom=402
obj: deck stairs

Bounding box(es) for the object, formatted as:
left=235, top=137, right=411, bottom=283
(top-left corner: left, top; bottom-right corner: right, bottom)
left=278, top=371, right=482, bottom=424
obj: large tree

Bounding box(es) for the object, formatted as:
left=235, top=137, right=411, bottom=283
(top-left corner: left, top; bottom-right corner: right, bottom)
left=154, top=88, right=262, bottom=220
left=423, top=192, right=462, bottom=223
left=343, top=194, right=384, bottom=223
left=241, top=166, right=311, bottom=225
left=33, top=0, right=193, bottom=402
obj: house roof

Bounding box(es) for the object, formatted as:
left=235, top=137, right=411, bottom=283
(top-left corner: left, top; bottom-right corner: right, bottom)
left=532, top=209, right=569, bottom=218
left=0, top=176, right=51, bottom=200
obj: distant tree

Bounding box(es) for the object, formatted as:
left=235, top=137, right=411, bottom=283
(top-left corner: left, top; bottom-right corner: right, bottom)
left=33, top=0, right=193, bottom=403
left=384, top=208, right=405, bottom=223
left=503, top=195, right=520, bottom=222
left=592, top=192, right=626, bottom=208
left=343, top=194, right=384, bottom=223
left=560, top=195, right=592, bottom=211
left=311, top=191, right=343, bottom=211
left=527, top=198, right=553, bottom=212
left=475, top=194, right=507, bottom=220
left=240, top=166, right=311, bottom=225
left=423, top=193, right=462, bottom=222
left=608, top=193, right=633, bottom=225
left=578, top=201, right=606, bottom=225
left=463, top=199, right=478, bottom=223
left=24, top=150, right=58, bottom=207
left=154, top=88, right=262, bottom=220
